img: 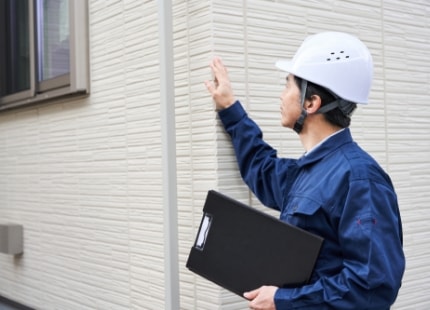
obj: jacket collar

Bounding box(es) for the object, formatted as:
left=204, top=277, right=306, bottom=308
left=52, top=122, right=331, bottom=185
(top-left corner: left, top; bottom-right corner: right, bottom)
left=297, top=128, right=353, bottom=167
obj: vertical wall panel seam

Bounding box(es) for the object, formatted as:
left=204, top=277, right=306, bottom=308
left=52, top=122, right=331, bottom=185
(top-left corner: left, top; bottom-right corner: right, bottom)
left=242, top=0, right=253, bottom=207
left=183, top=2, right=196, bottom=308
left=121, top=0, right=133, bottom=306
left=204, top=0, right=217, bottom=308
left=381, top=0, right=390, bottom=172
left=243, top=0, right=249, bottom=111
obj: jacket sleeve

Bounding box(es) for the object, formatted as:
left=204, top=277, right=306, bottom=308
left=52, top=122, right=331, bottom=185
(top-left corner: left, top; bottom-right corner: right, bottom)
left=218, top=101, right=299, bottom=210
left=273, top=178, right=405, bottom=309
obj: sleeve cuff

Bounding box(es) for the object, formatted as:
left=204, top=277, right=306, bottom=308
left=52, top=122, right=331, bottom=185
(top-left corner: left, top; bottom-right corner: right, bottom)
left=274, top=288, right=294, bottom=309
left=217, top=100, right=247, bottom=128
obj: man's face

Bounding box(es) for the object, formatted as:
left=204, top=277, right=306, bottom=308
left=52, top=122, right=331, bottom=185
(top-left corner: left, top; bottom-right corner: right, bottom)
left=280, top=74, right=302, bottom=128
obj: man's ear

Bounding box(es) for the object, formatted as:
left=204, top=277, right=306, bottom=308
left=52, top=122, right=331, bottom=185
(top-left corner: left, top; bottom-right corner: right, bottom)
left=305, top=95, right=321, bottom=114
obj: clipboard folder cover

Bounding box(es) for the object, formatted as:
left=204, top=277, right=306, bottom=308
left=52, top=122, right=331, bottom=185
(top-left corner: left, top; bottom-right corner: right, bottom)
left=186, top=190, right=323, bottom=297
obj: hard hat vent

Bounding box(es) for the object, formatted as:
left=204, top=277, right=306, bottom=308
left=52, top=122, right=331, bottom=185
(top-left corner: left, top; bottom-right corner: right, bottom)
left=326, top=51, right=350, bottom=61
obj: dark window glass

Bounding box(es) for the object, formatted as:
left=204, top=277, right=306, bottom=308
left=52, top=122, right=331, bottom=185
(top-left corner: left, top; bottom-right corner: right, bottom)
left=0, top=0, right=30, bottom=96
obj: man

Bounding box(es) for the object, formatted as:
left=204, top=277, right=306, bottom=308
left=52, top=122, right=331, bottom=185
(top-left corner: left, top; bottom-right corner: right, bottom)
left=205, top=32, right=405, bottom=309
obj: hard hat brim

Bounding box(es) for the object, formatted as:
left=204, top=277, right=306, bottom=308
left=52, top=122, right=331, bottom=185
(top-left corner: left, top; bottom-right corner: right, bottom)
left=275, top=60, right=294, bottom=74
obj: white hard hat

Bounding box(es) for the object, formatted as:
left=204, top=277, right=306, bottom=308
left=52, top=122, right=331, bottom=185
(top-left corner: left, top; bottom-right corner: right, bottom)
left=276, top=32, right=373, bottom=104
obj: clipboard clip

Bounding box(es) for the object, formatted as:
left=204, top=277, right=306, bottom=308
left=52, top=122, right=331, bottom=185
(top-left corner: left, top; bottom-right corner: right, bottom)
left=194, top=213, right=212, bottom=251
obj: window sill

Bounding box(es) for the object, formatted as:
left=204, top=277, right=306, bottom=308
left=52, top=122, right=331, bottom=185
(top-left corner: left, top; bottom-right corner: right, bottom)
left=0, top=87, right=89, bottom=112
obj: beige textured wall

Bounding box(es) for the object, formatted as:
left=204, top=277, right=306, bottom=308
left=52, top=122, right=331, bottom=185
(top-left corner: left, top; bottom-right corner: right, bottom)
left=0, top=0, right=428, bottom=309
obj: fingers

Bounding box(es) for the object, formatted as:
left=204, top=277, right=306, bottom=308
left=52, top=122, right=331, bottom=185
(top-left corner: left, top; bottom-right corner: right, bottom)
left=243, top=287, right=260, bottom=300
left=206, top=56, right=229, bottom=93
left=245, top=286, right=278, bottom=310
left=210, top=56, right=228, bottom=82
left=205, top=57, right=222, bottom=95
left=205, top=56, right=235, bottom=110
left=204, top=80, right=215, bottom=94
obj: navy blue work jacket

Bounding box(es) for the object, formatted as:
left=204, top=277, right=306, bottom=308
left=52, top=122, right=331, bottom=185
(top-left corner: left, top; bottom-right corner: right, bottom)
left=218, top=101, right=405, bottom=309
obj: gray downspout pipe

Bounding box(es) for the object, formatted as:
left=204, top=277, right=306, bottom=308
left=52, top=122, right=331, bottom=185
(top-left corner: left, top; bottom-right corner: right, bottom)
left=157, top=0, right=180, bottom=309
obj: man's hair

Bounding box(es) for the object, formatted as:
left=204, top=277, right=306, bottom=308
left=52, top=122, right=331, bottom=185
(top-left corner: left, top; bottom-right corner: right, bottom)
left=294, top=76, right=356, bottom=128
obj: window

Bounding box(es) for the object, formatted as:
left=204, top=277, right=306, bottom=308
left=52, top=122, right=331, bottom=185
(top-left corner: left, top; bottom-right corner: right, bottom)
left=0, top=0, right=89, bottom=110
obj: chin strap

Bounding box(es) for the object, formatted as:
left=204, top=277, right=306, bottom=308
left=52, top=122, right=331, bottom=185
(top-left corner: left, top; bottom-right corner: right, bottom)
left=293, top=109, right=308, bottom=133
left=293, top=79, right=308, bottom=134
left=293, top=79, right=357, bottom=133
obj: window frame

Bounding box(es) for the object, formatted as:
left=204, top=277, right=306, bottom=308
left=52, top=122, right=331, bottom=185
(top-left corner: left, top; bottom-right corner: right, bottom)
left=0, top=0, right=89, bottom=111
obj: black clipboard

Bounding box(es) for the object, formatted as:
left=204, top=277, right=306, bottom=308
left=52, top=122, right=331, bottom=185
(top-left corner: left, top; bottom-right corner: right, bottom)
left=186, top=190, right=323, bottom=297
